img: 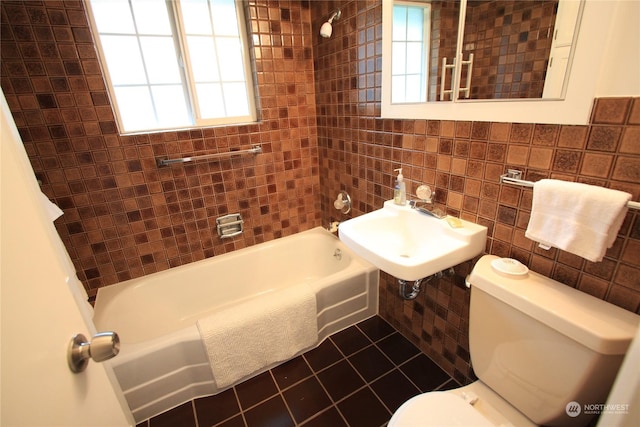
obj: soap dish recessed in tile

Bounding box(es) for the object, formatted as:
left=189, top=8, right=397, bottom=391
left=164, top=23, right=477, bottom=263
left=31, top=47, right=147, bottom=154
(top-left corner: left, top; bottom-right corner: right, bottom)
left=217, top=213, right=243, bottom=239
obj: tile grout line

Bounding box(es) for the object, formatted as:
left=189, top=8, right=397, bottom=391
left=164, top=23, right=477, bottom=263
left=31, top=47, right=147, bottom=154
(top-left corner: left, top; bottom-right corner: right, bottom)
left=268, top=368, right=299, bottom=426
left=191, top=400, right=199, bottom=427
left=233, top=386, right=248, bottom=427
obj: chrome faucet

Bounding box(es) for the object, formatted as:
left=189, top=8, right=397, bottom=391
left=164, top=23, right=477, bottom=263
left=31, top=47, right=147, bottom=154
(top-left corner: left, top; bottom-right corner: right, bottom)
left=410, top=185, right=446, bottom=219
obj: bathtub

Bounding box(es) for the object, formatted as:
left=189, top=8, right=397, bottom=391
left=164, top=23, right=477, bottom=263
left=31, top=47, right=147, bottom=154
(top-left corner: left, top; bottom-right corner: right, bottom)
left=93, top=226, right=379, bottom=423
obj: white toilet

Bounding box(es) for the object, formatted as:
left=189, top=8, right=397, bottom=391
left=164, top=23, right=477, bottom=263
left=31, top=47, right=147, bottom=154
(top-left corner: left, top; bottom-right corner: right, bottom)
left=389, top=255, right=639, bottom=427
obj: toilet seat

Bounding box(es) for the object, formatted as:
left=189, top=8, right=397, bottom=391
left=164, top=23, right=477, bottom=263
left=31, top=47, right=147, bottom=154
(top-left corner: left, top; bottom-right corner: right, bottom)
left=388, top=391, right=494, bottom=426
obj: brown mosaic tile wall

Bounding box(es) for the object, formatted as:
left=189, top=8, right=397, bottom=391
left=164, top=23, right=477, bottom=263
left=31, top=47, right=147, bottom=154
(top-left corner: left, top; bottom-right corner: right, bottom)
left=312, top=0, right=640, bottom=384
left=462, top=0, right=557, bottom=99
left=1, top=0, right=321, bottom=297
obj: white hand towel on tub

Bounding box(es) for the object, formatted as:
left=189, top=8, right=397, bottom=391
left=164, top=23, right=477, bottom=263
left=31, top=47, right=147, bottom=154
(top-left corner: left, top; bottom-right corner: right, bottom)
left=525, top=179, right=631, bottom=262
left=197, top=283, right=318, bottom=389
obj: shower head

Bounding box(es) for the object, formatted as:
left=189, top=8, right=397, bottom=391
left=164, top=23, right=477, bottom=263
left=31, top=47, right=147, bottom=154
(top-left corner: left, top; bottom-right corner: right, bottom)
left=320, top=21, right=333, bottom=38
left=320, top=9, right=341, bottom=38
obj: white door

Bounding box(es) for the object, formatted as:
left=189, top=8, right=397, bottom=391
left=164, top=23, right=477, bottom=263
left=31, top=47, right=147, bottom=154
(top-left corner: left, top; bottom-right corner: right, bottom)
left=542, top=0, right=582, bottom=98
left=0, top=89, right=133, bottom=426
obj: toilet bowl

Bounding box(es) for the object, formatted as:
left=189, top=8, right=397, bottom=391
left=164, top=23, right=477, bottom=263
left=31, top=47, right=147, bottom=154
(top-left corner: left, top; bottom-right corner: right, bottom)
left=389, top=255, right=639, bottom=427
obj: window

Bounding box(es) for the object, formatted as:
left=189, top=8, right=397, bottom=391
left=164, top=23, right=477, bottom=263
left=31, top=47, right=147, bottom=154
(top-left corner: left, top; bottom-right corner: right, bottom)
left=390, top=2, right=430, bottom=103
left=86, top=0, right=257, bottom=134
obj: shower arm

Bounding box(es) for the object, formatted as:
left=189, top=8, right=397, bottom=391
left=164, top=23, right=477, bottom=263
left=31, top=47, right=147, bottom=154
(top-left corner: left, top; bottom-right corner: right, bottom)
left=327, top=10, right=341, bottom=24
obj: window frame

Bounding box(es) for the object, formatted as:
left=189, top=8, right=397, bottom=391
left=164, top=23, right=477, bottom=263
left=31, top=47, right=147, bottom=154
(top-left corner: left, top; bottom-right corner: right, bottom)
left=85, top=0, right=258, bottom=135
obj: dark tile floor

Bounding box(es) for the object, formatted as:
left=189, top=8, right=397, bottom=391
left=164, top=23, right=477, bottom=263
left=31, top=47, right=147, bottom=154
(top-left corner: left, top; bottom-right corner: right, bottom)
left=138, top=316, right=459, bottom=427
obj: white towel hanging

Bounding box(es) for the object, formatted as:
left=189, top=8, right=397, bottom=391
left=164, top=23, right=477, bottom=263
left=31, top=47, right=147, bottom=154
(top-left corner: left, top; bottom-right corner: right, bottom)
left=525, top=179, right=631, bottom=262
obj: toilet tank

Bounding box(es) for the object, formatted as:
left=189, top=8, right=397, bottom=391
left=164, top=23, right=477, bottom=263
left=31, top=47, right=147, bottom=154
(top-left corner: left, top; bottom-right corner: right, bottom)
left=468, top=255, right=639, bottom=427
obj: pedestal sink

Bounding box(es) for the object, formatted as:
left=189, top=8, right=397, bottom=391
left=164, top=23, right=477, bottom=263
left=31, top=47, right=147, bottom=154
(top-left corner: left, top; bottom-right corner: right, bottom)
left=338, top=201, right=487, bottom=281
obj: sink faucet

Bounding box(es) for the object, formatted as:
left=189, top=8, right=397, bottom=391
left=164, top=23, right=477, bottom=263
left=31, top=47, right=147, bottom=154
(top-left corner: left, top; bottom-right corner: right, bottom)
left=410, top=185, right=446, bottom=219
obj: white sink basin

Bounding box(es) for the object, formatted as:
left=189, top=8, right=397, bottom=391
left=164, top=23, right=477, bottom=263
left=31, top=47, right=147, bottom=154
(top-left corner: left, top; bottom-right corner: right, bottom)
left=339, top=200, right=488, bottom=281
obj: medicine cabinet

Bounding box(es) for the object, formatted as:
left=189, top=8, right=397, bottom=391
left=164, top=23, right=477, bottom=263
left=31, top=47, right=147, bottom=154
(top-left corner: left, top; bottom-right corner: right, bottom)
left=381, top=0, right=615, bottom=125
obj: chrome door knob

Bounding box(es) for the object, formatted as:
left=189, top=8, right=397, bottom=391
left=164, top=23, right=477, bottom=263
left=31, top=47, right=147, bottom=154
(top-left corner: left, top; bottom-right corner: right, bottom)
left=67, top=331, right=120, bottom=373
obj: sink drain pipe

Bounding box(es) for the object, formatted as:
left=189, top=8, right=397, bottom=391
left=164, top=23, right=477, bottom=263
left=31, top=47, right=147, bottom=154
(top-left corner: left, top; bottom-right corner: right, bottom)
left=398, top=268, right=455, bottom=300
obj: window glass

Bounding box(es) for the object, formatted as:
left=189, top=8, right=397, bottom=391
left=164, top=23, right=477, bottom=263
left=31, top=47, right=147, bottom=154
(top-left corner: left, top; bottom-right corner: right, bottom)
left=152, top=85, right=191, bottom=126
left=196, top=83, right=225, bottom=118
left=216, top=38, right=244, bottom=80
left=114, top=87, right=156, bottom=132
left=130, top=0, right=172, bottom=34
left=186, top=36, right=220, bottom=81
left=390, top=3, right=430, bottom=104
left=140, top=37, right=182, bottom=84
left=223, top=82, right=250, bottom=116
left=180, top=0, right=212, bottom=34
left=90, top=0, right=135, bottom=33
left=100, top=35, right=147, bottom=85
left=210, top=0, right=238, bottom=36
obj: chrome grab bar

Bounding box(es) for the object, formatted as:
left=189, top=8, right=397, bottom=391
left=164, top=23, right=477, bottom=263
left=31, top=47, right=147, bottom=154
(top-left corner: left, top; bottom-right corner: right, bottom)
left=157, top=145, right=262, bottom=167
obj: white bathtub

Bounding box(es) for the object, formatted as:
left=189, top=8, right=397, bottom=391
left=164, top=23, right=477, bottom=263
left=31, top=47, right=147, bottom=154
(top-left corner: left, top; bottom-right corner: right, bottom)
left=93, top=227, right=379, bottom=423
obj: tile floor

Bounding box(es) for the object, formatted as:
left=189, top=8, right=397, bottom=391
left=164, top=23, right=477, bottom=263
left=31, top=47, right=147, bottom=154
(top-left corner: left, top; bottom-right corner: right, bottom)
left=137, top=316, right=459, bottom=427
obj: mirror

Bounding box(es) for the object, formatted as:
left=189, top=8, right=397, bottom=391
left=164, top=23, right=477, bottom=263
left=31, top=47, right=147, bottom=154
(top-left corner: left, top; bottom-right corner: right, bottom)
left=381, top=0, right=619, bottom=125
left=388, top=0, right=583, bottom=103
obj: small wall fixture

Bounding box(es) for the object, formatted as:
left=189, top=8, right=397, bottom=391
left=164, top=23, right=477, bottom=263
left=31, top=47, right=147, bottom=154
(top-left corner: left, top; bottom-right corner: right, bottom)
left=333, top=191, right=351, bottom=214
left=217, top=213, right=244, bottom=239
left=320, top=9, right=341, bottom=38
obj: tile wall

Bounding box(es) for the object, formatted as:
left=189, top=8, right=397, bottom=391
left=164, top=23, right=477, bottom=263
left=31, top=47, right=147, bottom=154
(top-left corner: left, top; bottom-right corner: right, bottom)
left=312, top=1, right=640, bottom=383
left=0, top=0, right=322, bottom=296
left=1, top=0, right=638, bottom=386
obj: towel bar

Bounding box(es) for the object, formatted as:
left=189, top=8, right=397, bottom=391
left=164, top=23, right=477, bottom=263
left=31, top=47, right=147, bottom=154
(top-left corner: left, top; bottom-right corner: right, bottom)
left=499, top=170, right=640, bottom=211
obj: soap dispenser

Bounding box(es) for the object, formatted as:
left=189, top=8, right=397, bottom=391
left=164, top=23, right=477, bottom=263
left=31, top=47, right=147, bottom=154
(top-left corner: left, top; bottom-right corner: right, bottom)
left=394, top=168, right=406, bottom=205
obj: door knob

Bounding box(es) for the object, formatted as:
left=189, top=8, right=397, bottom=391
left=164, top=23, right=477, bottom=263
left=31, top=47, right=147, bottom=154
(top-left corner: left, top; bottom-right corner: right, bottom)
left=67, top=332, right=120, bottom=373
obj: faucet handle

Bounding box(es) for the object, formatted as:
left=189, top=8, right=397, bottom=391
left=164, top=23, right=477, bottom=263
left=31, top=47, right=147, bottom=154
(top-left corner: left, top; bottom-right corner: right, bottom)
left=416, top=185, right=433, bottom=203
left=333, top=191, right=351, bottom=214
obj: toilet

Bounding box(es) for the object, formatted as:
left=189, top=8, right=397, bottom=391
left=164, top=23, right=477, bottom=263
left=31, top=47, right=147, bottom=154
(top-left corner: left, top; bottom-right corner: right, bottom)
left=389, top=255, right=640, bottom=427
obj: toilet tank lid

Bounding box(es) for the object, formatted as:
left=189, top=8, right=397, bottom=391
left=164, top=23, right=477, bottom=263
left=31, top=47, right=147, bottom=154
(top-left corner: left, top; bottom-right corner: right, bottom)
left=469, top=255, right=640, bottom=355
